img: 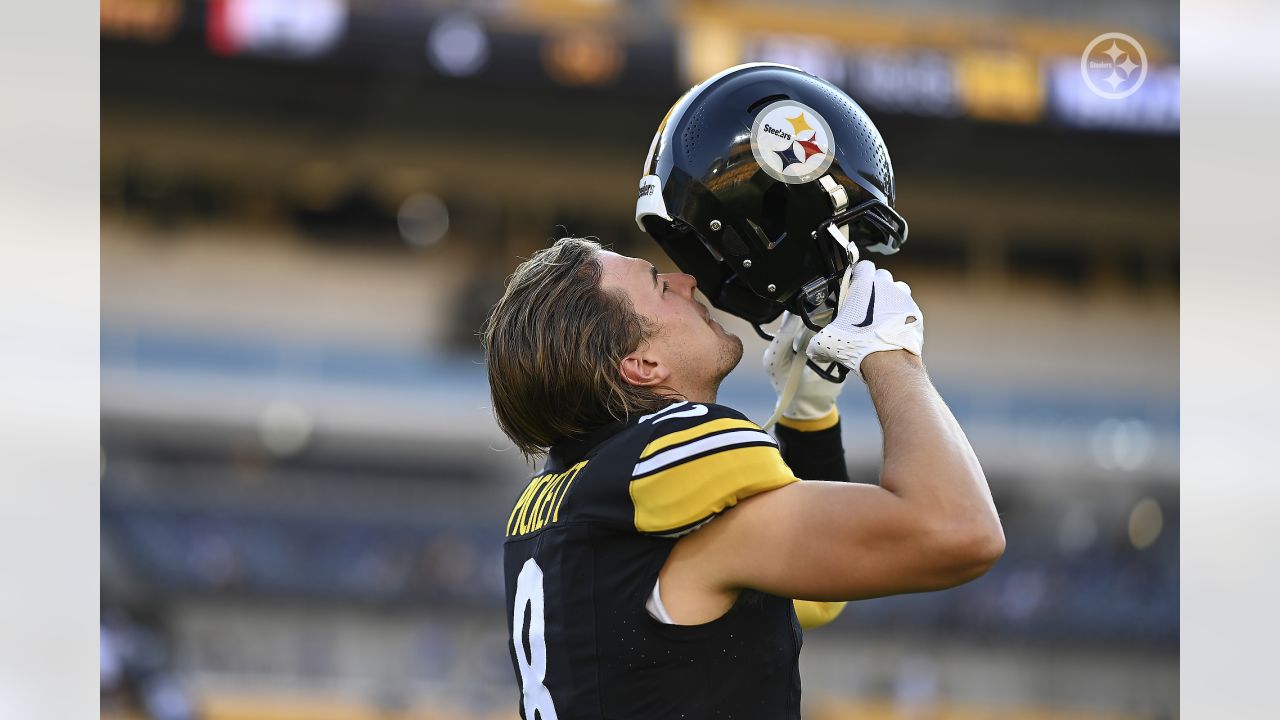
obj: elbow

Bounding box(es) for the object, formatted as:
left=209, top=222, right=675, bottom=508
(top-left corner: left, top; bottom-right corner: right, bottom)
left=932, top=519, right=1005, bottom=587
left=966, top=522, right=1006, bottom=578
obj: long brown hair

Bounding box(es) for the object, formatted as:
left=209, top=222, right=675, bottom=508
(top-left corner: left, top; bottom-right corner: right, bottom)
left=482, top=238, right=672, bottom=458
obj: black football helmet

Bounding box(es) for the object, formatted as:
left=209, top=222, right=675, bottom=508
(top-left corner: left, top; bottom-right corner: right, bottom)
left=635, top=63, right=907, bottom=333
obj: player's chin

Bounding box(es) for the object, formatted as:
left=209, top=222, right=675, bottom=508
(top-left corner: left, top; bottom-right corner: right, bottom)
left=722, top=330, right=745, bottom=369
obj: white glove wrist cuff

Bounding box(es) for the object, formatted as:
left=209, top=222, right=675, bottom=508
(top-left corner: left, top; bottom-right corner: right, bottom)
left=782, top=397, right=837, bottom=422
left=778, top=407, right=840, bottom=431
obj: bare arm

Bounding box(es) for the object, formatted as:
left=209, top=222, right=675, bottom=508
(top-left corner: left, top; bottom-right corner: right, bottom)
left=658, top=351, right=1004, bottom=621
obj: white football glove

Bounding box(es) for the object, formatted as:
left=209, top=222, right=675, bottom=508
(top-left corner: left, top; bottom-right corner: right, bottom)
left=763, top=312, right=845, bottom=422
left=806, top=260, right=924, bottom=382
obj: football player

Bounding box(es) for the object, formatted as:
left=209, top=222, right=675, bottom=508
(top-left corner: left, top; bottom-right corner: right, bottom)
left=485, top=64, right=1004, bottom=720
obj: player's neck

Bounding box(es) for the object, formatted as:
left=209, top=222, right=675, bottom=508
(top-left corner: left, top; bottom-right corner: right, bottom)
left=660, top=379, right=718, bottom=405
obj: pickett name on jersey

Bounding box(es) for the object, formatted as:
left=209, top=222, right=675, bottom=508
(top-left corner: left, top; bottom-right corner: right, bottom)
left=506, top=461, right=588, bottom=537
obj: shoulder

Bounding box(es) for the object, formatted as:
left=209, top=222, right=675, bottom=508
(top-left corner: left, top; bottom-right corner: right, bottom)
left=628, top=401, right=773, bottom=470
left=619, top=401, right=799, bottom=537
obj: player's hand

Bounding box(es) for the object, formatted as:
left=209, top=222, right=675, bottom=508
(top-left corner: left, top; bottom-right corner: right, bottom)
left=806, top=260, right=924, bottom=382
left=763, top=312, right=845, bottom=421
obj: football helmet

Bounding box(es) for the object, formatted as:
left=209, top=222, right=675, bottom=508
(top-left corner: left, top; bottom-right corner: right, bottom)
left=635, top=63, right=907, bottom=336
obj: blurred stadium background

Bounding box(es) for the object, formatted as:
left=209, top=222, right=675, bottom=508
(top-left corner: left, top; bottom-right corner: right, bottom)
left=99, top=1, right=1178, bottom=719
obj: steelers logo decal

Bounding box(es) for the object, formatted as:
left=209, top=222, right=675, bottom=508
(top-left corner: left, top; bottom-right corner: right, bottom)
left=749, top=100, right=836, bottom=184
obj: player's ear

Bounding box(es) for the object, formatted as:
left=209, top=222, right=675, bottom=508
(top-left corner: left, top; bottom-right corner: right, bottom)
left=619, top=351, right=670, bottom=388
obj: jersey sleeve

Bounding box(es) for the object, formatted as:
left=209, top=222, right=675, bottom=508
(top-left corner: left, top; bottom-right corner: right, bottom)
left=627, top=402, right=799, bottom=536
left=775, top=408, right=850, bottom=482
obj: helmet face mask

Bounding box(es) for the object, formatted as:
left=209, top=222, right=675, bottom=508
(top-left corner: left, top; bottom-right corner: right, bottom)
left=636, top=63, right=907, bottom=329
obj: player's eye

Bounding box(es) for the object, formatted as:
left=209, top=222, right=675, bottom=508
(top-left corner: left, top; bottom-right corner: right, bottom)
left=661, top=280, right=670, bottom=294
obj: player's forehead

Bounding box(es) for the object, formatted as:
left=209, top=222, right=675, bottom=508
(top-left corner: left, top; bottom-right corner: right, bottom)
left=597, top=250, right=655, bottom=291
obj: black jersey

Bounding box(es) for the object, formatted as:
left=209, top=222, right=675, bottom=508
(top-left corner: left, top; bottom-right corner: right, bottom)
left=503, top=401, right=805, bottom=720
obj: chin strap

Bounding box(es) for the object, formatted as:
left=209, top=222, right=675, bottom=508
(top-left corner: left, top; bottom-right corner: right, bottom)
left=761, top=313, right=814, bottom=432
left=818, top=173, right=860, bottom=285
left=832, top=223, right=858, bottom=303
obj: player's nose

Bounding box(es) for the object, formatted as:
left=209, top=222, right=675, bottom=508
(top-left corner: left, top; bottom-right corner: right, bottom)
left=671, top=272, right=698, bottom=297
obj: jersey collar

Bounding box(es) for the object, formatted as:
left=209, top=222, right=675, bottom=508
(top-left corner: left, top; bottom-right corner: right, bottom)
left=548, top=418, right=630, bottom=468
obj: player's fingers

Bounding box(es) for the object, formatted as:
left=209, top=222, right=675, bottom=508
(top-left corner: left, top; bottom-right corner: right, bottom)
left=851, top=259, right=877, bottom=284
left=894, top=280, right=912, bottom=296
left=839, top=260, right=877, bottom=321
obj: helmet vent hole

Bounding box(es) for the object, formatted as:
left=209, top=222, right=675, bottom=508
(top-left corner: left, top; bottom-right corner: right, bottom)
left=682, top=105, right=709, bottom=155
left=747, top=94, right=789, bottom=114
left=818, top=86, right=893, bottom=193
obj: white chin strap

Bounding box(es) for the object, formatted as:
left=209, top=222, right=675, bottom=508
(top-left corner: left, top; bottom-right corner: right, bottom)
left=761, top=314, right=813, bottom=431
left=760, top=225, right=858, bottom=432
left=831, top=223, right=859, bottom=312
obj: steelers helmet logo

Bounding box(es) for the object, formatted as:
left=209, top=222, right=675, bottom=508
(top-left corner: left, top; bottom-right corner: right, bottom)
left=749, top=100, right=836, bottom=185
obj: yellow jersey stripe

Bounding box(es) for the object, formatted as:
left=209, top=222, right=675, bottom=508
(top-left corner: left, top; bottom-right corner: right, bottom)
left=793, top=599, right=848, bottom=629
left=630, top=445, right=798, bottom=533
left=634, top=430, right=775, bottom=477
left=640, top=417, right=761, bottom=459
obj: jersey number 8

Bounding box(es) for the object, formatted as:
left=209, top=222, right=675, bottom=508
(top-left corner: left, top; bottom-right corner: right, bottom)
left=513, top=558, right=559, bottom=719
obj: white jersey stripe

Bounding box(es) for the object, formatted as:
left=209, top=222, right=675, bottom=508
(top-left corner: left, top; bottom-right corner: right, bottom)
left=637, top=401, right=687, bottom=425
left=652, top=404, right=708, bottom=424
left=632, top=429, right=777, bottom=477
